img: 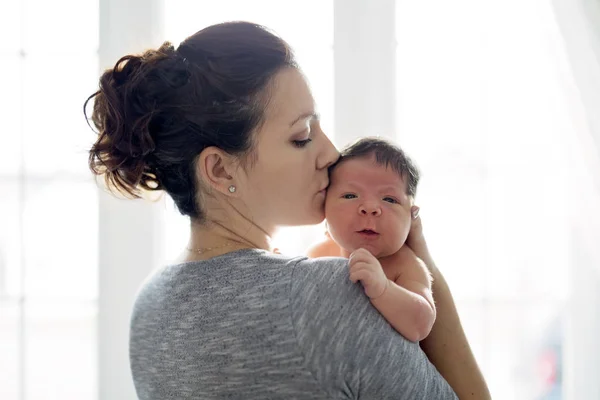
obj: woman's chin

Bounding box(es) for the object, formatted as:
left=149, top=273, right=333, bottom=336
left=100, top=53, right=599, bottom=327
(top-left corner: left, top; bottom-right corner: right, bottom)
left=312, top=204, right=327, bottom=223
left=301, top=208, right=326, bottom=226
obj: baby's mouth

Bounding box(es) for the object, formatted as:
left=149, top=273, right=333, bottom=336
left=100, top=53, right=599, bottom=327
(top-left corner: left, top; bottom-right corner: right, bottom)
left=358, top=229, right=379, bottom=236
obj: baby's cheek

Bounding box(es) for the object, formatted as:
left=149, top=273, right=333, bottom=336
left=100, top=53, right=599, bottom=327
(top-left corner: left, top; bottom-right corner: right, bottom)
left=323, top=209, right=345, bottom=238
left=324, top=195, right=339, bottom=217
left=324, top=191, right=335, bottom=204
left=326, top=206, right=351, bottom=229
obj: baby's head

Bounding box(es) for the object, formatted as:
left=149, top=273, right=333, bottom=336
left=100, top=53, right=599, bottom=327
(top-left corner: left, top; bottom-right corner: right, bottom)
left=325, top=137, right=420, bottom=258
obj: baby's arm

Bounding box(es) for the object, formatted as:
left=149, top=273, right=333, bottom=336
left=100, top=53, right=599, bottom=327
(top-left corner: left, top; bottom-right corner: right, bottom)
left=349, top=248, right=436, bottom=342
left=372, top=256, right=436, bottom=342
left=310, top=238, right=436, bottom=341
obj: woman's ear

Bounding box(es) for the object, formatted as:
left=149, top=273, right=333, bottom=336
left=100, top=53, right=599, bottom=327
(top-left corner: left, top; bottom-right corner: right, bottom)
left=196, top=146, right=239, bottom=196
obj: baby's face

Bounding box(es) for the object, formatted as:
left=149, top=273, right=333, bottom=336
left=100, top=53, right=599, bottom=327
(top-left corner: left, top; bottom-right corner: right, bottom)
left=325, top=156, right=413, bottom=258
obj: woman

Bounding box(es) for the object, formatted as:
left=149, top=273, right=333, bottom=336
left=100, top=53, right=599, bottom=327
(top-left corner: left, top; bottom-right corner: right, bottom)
left=85, top=21, right=489, bottom=399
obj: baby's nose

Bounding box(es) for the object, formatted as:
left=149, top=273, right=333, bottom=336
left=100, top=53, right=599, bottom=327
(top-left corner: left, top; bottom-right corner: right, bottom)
left=359, top=203, right=381, bottom=216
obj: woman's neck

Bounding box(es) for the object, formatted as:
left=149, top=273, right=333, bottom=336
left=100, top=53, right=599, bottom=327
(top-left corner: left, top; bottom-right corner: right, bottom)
left=180, top=217, right=274, bottom=262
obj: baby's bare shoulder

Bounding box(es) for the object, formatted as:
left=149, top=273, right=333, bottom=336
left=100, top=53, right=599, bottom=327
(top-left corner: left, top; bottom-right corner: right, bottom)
left=379, top=256, right=404, bottom=281
left=306, top=237, right=343, bottom=258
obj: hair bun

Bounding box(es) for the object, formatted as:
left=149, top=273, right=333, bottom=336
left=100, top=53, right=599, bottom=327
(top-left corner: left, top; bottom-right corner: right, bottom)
left=85, top=42, right=185, bottom=196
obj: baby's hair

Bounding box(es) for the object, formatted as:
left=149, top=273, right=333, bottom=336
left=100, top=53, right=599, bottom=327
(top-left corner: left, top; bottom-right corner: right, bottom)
left=330, top=137, right=420, bottom=197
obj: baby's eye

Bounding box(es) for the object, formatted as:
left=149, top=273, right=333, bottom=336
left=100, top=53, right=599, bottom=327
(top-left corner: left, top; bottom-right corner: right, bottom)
left=383, top=197, right=399, bottom=204
left=342, top=194, right=357, bottom=199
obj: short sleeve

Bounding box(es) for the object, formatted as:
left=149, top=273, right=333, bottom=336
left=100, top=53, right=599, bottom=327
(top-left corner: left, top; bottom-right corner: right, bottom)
left=290, top=256, right=457, bottom=400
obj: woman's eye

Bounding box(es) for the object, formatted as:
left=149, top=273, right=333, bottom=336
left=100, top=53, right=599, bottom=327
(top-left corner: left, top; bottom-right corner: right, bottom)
left=383, top=197, right=398, bottom=204
left=292, top=138, right=312, bottom=148
left=342, top=194, right=356, bottom=199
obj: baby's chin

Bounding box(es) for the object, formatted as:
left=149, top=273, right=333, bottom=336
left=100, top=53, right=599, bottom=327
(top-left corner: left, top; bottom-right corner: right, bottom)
left=370, top=248, right=396, bottom=258
left=345, top=243, right=398, bottom=258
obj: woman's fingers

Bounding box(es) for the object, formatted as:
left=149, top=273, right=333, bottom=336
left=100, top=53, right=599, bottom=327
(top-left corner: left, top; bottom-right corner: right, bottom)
left=407, top=207, right=425, bottom=249
left=411, top=205, right=420, bottom=220
left=409, top=209, right=423, bottom=232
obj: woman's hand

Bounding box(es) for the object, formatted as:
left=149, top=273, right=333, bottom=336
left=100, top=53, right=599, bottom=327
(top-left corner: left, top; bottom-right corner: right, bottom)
left=404, top=206, right=492, bottom=399
left=408, top=206, right=423, bottom=239
left=405, top=206, right=425, bottom=251
left=405, top=206, right=436, bottom=274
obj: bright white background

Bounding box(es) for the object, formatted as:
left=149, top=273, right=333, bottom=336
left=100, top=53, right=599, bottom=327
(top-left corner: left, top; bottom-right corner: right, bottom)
left=1, top=0, right=599, bottom=399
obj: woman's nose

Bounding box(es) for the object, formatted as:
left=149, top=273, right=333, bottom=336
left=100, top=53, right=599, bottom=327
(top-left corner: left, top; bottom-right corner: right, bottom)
left=317, top=132, right=340, bottom=170
left=358, top=203, right=381, bottom=216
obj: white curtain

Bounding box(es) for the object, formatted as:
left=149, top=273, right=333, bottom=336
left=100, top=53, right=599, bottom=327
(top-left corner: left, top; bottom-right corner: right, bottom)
left=552, top=0, right=600, bottom=187
left=550, top=0, right=600, bottom=398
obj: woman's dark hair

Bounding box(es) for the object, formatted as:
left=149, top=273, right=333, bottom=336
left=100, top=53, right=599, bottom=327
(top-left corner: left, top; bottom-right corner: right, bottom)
left=84, top=21, right=297, bottom=220
left=330, top=137, right=421, bottom=197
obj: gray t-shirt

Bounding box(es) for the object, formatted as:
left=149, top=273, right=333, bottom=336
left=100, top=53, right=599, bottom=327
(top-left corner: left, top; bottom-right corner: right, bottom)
left=130, top=249, right=457, bottom=399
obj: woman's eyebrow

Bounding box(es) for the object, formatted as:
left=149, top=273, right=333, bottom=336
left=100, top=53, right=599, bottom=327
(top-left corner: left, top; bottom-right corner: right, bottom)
left=289, top=112, right=320, bottom=127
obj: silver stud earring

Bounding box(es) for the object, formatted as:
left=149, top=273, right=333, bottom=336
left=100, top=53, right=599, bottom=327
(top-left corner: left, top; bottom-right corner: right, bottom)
left=228, top=185, right=236, bottom=193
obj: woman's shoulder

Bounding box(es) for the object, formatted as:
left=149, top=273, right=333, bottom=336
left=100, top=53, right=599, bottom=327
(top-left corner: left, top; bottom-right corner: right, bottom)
left=288, top=255, right=367, bottom=321
left=289, top=255, right=350, bottom=289
left=287, top=256, right=458, bottom=398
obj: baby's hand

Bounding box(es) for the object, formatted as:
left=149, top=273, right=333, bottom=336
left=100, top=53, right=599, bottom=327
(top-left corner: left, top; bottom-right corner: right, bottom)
left=348, top=248, right=389, bottom=299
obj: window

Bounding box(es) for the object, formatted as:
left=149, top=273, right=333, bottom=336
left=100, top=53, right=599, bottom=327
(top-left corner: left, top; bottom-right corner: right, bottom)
left=396, top=1, right=570, bottom=398
left=0, top=1, right=99, bottom=399
left=3, top=2, right=585, bottom=399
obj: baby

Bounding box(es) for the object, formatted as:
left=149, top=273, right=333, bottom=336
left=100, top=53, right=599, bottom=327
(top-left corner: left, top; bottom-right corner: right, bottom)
left=307, top=137, right=435, bottom=342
